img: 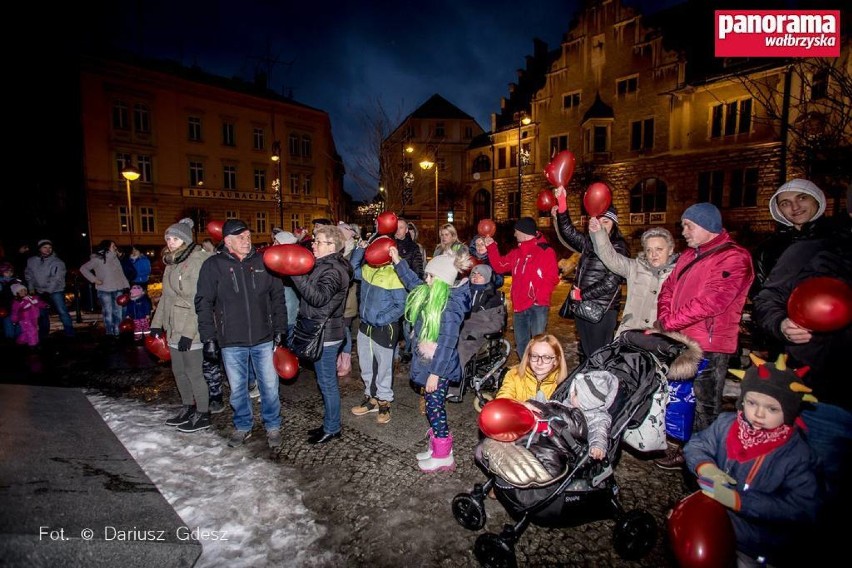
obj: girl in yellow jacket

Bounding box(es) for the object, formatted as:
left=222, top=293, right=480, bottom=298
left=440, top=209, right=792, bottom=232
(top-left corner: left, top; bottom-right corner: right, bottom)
left=496, top=334, right=569, bottom=402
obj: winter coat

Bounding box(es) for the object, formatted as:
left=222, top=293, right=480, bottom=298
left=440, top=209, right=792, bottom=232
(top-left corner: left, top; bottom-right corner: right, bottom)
left=496, top=366, right=562, bottom=402
left=394, top=258, right=471, bottom=386
left=195, top=246, right=287, bottom=348
left=555, top=210, right=628, bottom=311
left=25, top=254, right=67, bottom=294
left=131, top=255, right=152, bottom=284
left=79, top=251, right=130, bottom=292
left=657, top=231, right=753, bottom=354
left=350, top=247, right=406, bottom=327
left=395, top=233, right=424, bottom=279
left=126, top=296, right=152, bottom=320
left=751, top=216, right=833, bottom=297
left=458, top=284, right=505, bottom=366
left=289, top=252, right=352, bottom=344
left=151, top=246, right=208, bottom=348
left=486, top=235, right=559, bottom=313
left=341, top=245, right=359, bottom=320
left=591, top=228, right=678, bottom=336
left=11, top=295, right=46, bottom=346
left=684, top=412, right=819, bottom=564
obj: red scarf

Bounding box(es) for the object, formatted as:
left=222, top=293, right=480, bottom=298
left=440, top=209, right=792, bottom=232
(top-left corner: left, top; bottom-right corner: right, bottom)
left=726, top=411, right=794, bottom=462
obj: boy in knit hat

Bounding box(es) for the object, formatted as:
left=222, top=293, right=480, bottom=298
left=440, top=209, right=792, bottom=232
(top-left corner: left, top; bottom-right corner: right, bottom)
left=684, top=354, right=820, bottom=566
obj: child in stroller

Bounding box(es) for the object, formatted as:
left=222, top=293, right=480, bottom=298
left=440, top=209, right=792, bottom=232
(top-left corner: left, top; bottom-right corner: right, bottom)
left=452, top=330, right=702, bottom=568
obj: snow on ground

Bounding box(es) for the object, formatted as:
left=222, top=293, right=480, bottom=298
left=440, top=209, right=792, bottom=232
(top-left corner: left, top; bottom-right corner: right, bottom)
left=88, top=394, right=339, bottom=567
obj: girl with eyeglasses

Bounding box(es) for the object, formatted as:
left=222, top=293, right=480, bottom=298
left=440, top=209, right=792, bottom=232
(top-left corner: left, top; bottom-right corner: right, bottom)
left=496, top=334, right=568, bottom=403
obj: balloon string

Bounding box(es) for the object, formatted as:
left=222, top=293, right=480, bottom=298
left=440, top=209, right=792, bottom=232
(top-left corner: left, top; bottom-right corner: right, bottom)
left=525, top=416, right=565, bottom=449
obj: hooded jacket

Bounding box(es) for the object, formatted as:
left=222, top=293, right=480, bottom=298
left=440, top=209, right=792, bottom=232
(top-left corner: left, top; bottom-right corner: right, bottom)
left=289, top=252, right=352, bottom=343
left=151, top=245, right=208, bottom=347
left=486, top=234, right=559, bottom=313
left=496, top=366, right=562, bottom=402
left=25, top=253, right=67, bottom=294
left=350, top=246, right=406, bottom=327
left=79, top=251, right=130, bottom=292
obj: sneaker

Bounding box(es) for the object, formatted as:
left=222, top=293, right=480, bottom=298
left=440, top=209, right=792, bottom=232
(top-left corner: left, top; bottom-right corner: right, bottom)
left=351, top=396, right=379, bottom=416
left=177, top=412, right=211, bottom=433
left=248, top=384, right=260, bottom=399
left=267, top=428, right=283, bottom=449
left=377, top=401, right=391, bottom=424
left=227, top=430, right=252, bottom=447
left=209, top=399, right=226, bottom=414
left=165, top=405, right=195, bottom=427
left=654, top=445, right=686, bottom=470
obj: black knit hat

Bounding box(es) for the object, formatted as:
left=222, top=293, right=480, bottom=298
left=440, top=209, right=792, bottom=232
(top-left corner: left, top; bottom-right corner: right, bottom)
left=222, top=219, right=250, bottom=237
left=514, top=217, right=538, bottom=236
left=735, top=354, right=812, bottom=426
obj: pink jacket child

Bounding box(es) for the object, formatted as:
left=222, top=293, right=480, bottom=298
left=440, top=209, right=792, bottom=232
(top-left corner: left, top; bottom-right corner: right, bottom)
left=10, top=283, right=47, bottom=346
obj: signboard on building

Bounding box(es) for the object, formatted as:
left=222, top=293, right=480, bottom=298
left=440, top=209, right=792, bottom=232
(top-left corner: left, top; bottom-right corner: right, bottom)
left=182, top=188, right=276, bottom=202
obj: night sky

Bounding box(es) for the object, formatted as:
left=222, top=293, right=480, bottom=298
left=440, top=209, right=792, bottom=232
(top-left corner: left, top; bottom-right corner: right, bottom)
left=76, top=0, right=685, bottom=201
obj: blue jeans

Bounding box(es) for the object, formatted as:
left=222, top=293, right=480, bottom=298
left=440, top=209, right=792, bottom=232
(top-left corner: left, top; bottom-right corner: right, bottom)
left=2, top=316, right=18, bottom=339
left=38, top=291, right=75, bottom=338
left=513, top=305, right=549, bottom=359
left=97, top=290, right=122, bottom=336
left=222, top=341, right=281, bottom=432
left=314, top=340, right=343, bottom=435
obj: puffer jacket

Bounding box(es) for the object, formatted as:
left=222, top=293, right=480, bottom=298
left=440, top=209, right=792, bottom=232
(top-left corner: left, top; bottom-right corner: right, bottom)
left=486, top=234, right=559, bottom=313
left=25, top=254, right=67, bottom=294
left=657, top=231, right=753, bottom=354
left=151, top=245, right=208, bottom=348
left=555, top=210, right=628, bottom=311
left=79, top=251, right=130, bottom=292
left=289, top=252, right=352, bottom=343
left=350, top=246, right=406, bottom=327
left=394, top=258, right=471, bottom=386
left=751, top=216, right=833, bottom=297
left=496, top=366, right=562, bottom=402
left=591, top=228, right=678, bottom=335
left=195, top=246, right=287, bottom=347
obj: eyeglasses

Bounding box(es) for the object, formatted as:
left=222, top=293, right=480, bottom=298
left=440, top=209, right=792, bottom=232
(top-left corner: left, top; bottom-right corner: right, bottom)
left=528, top=354, right=556, bottom=363
left=314, top=240, right=335, bottom=246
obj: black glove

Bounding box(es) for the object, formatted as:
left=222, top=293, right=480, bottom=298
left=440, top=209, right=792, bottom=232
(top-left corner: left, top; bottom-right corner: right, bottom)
left=149, top=328, right=164, bottom=339
left=203, top=339, right=221, bottom=362
left=273, top=331, right=287, bottom=348
left=177, top=336, right=193, bottom=352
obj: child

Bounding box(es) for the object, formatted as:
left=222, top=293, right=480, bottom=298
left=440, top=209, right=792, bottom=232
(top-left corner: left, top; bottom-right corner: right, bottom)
left=126, top=285, right=152, bottom=340
left=457, top=263, right=506, bottom=368
left=10, top=283, right=47, bottom=347
left=468, top=236, right=504, bottom=288
left=496, top=333, right=568, bottom=403
left=389, top=245, right=471, bottom=472
left=684, top=354, right=820, bottom=566
left=1, top=261, right=22, bottom=339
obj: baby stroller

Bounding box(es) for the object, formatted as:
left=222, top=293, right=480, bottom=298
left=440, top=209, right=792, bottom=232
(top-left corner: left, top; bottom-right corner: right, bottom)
left=451, top=330, right=701, bottom=568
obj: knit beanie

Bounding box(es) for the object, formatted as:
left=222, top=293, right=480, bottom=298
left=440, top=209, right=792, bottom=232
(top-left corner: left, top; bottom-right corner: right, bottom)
left=471, top=263, right=493, bottom=282
left=165, top=218, right=194, bottom=244
left=11, top=283, right=26, bottom=296
left=736, top=355, right=811, bottom=426
left=37, top=239, right=53, bottom=248
left=222, top=219, right=249, bottom=237
left=768, top=179, right=826, bottom=226
left=514, top=217, right=538, bottom=236
left=571, top=371, right=618, bottom=411
left=425, top=254, right=458, bottom=286
left=682, top=203, right=722, bottom=233
left=273, top=231, right=297, bottom=245
left=601, top=206, right=619, bottom=224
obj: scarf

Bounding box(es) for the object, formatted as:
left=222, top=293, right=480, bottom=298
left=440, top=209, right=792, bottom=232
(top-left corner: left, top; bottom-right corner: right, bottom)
left=163, top=243, right=197, bottom=265
left=726, top=411, right=794, bottom=462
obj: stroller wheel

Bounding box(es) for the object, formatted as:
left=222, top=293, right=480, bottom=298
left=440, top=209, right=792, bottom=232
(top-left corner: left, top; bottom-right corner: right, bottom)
left=452, top=493, right=486, bottom=531
left=474, top=532, right=517, bottom=568
left=613, top=509, right=657, bottom=560
left=473, top=392, right=494, bottom=413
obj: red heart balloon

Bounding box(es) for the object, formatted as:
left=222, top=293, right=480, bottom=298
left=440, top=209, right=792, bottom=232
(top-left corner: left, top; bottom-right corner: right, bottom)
left=544, top=150, right=576, bottom=187
left=365, top=236, right=395, bottom=267
left=116, top=293, right=130, bottom=307
left=263, top=244, right=316, bottom=276
left=118, top=318, right=135, bottom=334
left=787, top=276, right=852, bottom=332
left=206, top=220, right=224, bottom=241
left=144, top=334, right=171, bottom=361
left=536, top=189, right=556, bottom=213
left=583, top=182, right=613, bottom=217
left=667, top=491, right=736, bottom=568
left=376, top=211, right=399, bottom=236
left=477, top=219, right=496, bottom=238
left=273, top=346, right=300, bottom=379
left=0, top=307, right=8, bottom=319
left=478, top=398, right=536, bottom=442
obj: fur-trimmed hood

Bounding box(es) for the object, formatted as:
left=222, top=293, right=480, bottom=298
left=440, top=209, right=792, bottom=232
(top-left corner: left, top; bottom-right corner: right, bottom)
left=662, top=331, right=703, bottom=380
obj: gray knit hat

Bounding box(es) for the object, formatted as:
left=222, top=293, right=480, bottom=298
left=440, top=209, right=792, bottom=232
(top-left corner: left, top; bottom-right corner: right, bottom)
left=425, top=254, right=459, bottom=286
left=571, top=371, right=618, bottom=411
left=769, top=179, right=826, bottom=227
left=471, top=263, right=493, bottom=282
left=165, top=218, right=194, bottom=244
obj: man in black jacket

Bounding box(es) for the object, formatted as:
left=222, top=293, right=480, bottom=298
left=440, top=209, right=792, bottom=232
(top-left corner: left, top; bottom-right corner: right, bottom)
left=195, top=219, right=288, bottom=449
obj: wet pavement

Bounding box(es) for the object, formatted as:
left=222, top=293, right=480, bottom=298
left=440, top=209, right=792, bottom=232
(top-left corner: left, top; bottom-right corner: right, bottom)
left=1, top=283, right=743, bottom=567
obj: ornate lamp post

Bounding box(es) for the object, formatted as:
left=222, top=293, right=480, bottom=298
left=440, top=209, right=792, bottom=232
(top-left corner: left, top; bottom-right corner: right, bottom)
left=419, top=159, right=439, bottom=236
left=271, top=141, right=283, bottom=228
left=121, top=163, right=140, bottom=246
left=515, top=111, right=532, bottom=194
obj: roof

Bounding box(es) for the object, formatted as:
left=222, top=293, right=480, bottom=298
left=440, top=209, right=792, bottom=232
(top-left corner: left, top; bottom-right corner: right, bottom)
left=582, top=92, right=614, bottom=122
left=409, top=93, right=476, bottom=120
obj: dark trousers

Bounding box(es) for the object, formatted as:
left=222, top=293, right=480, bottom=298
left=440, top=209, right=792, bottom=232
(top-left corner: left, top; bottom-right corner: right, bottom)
left=575, top=310, right=618, bottom=361
left=691, top=351, right=730, bottom=433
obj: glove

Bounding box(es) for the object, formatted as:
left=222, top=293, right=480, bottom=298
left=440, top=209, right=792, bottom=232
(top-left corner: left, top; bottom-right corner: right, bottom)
left=273, top=332, right=287, bottom=348
left=696, top=463, right=736, bottom=485
left=177, top=336, right=193, bottom=352
left=700, top=483, right=741, bottom=511
left=203, top=339, right=221, bottom=363
left=149, top=328, right=164, bottom=339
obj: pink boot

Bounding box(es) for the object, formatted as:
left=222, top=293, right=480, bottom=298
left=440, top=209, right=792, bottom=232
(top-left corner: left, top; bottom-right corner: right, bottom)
left=416, top=429, right=434, bottom=461
left=418, top=433, right=455, bottom=472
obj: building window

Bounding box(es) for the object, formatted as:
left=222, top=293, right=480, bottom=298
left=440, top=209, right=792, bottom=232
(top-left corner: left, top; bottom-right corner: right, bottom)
left=255, top=212, right=268, bottom=235
left=811, top=68, right=829, bottom=100
left=134, top=104, right=150, bottom=133
left=222, top=122, right=236, bottom=146
left=473, top=189, right=491, bottom=222
left=616, top=75, right=638, bottom=96
left=223, top=166, right=236, bottom=190
left=139, top=207, right=155, bottom=233
left=116, top=153, right=132, bottom=178
left=711, top=98, right=752, bottom=138
left=302, top=175, right=312, bottom=195
left=253, top=127, right=265, bottom=151
left=629, top=178, right=667, bottom=213
left=189, top=162, right=204, bottom=187
left=563, top=92, right=581, bottom=110
left=188, top=117, right=202, bottom=141
left=225, top=210, right=239, bottom=220
left=472, top=155, right=491, bottom=173
left=589, top=125, right=609, bottom=153
left=434, top=122, right=446, bottom=137
left=113, top=101, right=129, bottom=130
left=119, top=206, right=133, bottom=234
left=290, top=213, right=300, bottom=232
left=464, top=126, right=473, bottom=139
left=630, top=118, right=655, bottom=151
left=290, top=173, right=300, bottom=194
left=301, top=135, right=312, bottom=158
left=254, top=168, right=266, bottom=192
left=549, top=135, right=569, bottom=157
left=497, top=147, right=507, bottom=169
left=507, top=190, right=521, bottom=219
left=730, top=167, right=759, bottom=207
left=137, top=155, right=152, bottom=183
left=510, top=146, right=518, bottom=168
left=289, top=133, right=299, bottom=156
left=698, top=170, right=724, bottom=207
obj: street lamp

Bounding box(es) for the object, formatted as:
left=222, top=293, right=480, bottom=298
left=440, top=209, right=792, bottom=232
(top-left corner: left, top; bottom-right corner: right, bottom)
left=271, top=141, right=283, bottom=228
left=419, top=159, right=439, bottom=236
left=515, top=111, right=532, bottom=194
left=121, top=163, right=140, bottom=246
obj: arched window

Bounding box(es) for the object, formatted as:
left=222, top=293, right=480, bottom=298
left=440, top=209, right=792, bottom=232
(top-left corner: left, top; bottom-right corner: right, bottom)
left=473, top=189, right=491, bottom=222
left=629, top=178, right=667, bottom=213
left=472, top=155, right=491, bottom=174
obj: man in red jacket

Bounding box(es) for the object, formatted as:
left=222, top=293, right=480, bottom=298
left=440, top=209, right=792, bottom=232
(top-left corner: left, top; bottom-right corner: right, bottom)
left=654, top=203, right=754, bottom=469
left=484, top=217, right=559, bottom=359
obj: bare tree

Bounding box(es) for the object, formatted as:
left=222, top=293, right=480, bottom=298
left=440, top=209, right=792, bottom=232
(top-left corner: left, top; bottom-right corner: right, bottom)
left=344, top=98, right=407, bottom=202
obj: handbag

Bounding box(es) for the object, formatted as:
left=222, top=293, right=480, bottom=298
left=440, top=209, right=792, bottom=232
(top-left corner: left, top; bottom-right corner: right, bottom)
left=623, top=379, right=669, bottom=452
left=559, top=252, right=617, bottom=323
left=292, top=316, right=328, bottom=361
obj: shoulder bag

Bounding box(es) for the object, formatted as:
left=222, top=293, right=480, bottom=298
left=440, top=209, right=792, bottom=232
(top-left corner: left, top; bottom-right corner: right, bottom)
left=559, top=254, right=618, bottom=324
left=292, top=315, right=329, bottom=361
